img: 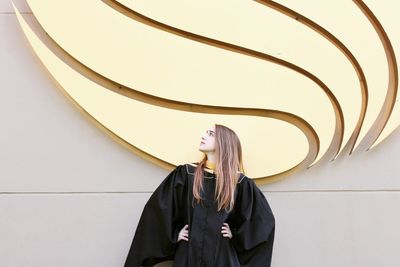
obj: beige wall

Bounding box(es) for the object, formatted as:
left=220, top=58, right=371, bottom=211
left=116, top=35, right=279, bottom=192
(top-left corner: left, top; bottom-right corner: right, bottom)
left=1, top=0, right=400, bottom=266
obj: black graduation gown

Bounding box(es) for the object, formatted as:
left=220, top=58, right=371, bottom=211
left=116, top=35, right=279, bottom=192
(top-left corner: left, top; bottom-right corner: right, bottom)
left=124, top=163, right=275, bottom=267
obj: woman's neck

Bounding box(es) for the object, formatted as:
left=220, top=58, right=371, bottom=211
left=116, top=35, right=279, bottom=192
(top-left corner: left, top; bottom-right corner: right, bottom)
left=205, top=160, right=216, bottom=170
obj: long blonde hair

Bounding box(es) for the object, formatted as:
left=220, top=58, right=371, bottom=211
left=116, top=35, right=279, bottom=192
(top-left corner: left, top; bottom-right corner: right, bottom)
left=193, top=124, right=245, bottom=213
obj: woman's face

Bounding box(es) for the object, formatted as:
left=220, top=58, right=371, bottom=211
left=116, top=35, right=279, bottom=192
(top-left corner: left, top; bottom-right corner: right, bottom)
left=199, top=125, right=216, bottom=152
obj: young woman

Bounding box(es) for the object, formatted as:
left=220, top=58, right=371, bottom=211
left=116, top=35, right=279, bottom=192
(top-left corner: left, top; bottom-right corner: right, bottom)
left=124, top=124, right=275, bottom=267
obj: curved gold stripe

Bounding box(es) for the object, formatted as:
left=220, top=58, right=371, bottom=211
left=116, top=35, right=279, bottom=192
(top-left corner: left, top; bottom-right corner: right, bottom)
left=107, top=0, right=343, bottom=166
left=370, top=105, right=400, bottom=150
left=352, top=0, right=398, bottom=153
left=15, top=5, right=319, bottom=184
left=255, top=0, right=368, bottom=159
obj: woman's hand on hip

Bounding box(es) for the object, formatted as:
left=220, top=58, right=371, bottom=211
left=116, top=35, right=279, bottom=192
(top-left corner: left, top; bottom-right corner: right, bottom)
left=221, top=222, right=232, bottom=239
left=177, top=224, right=189, bottom=242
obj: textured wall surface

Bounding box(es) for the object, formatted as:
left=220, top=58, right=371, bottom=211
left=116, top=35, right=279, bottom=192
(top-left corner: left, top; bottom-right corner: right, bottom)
left=1, top=1, right=400, bottom=266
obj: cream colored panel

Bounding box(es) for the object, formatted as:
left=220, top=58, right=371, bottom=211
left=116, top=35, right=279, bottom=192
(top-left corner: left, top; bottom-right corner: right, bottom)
left=13, top=6, right=317, bottom=182
left=362, top=0, right=400, bottom=150
left=115, top=0, right=360, bottom=160
left=273, top=0, right=395, bottom=153
left=25, top=0, right=336, bottom=165
left=14, top=0, right=398, bottom=183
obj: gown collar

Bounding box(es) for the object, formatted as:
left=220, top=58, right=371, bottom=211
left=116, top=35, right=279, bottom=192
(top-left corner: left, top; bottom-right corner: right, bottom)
left=185, top=163, right=246, bottom=182
left=205, top=160, right=216, bottom=171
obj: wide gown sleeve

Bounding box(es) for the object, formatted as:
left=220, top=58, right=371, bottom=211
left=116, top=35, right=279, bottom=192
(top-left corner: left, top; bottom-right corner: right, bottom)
left=230, top=177, right=275, bottom=267
left=124, top=164, right=186, bottom=267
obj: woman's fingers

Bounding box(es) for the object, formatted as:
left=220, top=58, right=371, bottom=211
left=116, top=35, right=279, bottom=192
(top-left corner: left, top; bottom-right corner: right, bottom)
left=178, top=224, right=190, bottom=242
left=222, top=233, right=232, bottom=238
left=221, top=223, right=232, bottom=238
left=221, top=223, right=230, bottom=229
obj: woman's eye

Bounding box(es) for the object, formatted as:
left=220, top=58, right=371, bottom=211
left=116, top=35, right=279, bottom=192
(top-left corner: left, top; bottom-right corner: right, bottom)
left=206, top=130, right=214, bottom=136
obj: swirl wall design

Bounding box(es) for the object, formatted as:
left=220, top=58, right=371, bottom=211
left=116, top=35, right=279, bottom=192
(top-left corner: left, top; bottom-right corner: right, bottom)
left=12, top=0, right=399, bottom=184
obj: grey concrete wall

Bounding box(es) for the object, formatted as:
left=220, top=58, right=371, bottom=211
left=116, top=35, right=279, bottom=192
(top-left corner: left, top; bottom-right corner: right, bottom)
left=1, top=1, right=400, bottom=266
